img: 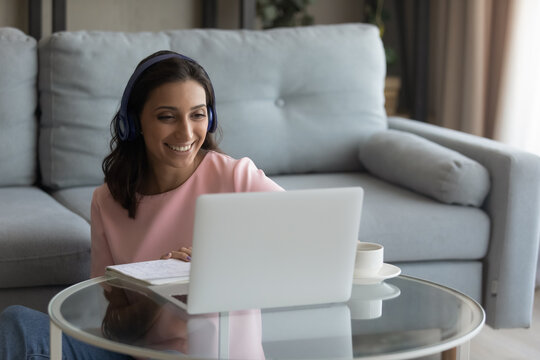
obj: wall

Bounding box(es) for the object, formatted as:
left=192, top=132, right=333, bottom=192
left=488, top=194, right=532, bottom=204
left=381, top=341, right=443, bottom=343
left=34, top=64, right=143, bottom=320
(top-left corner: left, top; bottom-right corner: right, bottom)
left=66, top=0, right=202, bottom=32
left=0, top=0, right=27, bottom=31
left=310, top=0, right=364, bottom=25
left=0, top=0, right=367, bottom=37
left=0, top=0, right=202, bottom=37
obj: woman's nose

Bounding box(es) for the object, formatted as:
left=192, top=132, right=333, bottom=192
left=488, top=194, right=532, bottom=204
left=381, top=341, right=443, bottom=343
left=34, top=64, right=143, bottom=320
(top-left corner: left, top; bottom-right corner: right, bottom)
left=175, top=118, right=193, bottom=139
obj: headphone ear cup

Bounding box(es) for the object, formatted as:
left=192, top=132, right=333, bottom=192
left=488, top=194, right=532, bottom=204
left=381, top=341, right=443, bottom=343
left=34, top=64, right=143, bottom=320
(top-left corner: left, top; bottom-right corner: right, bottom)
left=125, top=112, right=137, bottom=141
left=129, top=112, right=140, bottom=139
left=207, top=106, right=215, bottom=132
left=117, top=113, right=130, bottom=141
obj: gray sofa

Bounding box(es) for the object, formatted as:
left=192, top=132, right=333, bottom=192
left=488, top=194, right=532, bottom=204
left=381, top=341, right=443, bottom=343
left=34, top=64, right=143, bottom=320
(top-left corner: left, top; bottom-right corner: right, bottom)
left=1, top=24, right=539, bottom=329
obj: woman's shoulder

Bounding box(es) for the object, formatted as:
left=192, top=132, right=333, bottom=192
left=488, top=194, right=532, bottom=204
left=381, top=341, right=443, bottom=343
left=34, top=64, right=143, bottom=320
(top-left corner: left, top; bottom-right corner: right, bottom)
left=207, top=150, right=253, bottom=165
left=92, top=183, right=114, bottom=204
left=204, top=151, right=257, bottom=170
left=203, top=151, right=283, bottom=192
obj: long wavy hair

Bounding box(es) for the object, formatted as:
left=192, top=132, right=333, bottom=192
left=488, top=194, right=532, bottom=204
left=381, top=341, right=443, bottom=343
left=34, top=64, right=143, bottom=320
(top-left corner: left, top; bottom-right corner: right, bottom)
left=102, top=50, right=221, bottom=218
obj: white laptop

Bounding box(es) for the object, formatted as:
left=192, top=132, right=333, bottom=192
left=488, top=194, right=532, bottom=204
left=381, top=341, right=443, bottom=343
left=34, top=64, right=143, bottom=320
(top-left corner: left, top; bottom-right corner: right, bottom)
left=152, top=187, right=364, bottom=314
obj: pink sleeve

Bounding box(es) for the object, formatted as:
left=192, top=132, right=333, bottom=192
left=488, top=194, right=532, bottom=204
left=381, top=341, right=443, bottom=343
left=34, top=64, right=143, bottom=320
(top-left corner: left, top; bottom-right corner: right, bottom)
left=232, top=158, right=284, bottom=193
left=90, top=189, right=114, bottom=278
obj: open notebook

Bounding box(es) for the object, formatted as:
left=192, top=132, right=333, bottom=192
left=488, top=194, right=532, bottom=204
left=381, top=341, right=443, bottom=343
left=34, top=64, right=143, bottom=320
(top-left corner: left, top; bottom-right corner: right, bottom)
left=106, top=259, right=190, bottom=286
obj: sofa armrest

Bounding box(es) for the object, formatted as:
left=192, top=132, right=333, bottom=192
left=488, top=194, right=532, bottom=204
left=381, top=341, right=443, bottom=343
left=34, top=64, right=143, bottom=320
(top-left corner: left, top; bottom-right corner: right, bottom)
left=389, top=116, right=540, bottom=328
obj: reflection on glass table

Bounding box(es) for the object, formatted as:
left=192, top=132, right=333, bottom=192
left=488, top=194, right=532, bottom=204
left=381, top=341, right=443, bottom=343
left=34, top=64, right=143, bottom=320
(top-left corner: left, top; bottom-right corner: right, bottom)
left=48, top=275, right=484, bottom=360
left=348, top=282, right=401, bottom=320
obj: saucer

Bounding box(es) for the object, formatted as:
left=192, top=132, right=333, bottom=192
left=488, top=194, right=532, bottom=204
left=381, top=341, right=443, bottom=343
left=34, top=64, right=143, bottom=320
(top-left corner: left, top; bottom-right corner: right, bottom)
left=349, top=282, right=401, bottom=301
left=353, top=263, right=401, bottom=285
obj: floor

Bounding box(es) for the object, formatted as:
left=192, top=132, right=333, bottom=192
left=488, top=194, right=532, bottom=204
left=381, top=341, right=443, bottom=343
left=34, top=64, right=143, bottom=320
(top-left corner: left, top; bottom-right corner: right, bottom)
left=469, top=288, right=540, bottom=359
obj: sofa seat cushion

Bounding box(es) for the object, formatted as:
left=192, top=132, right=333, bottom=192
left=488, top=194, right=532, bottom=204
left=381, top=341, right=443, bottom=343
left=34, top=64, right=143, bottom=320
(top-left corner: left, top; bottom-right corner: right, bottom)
left=52, top=176, right=490, bottom=263
left=271, top=173, right=490, bottom=262
left=0, top=187, right=90, bottom=288
left=52, top=186, right=97, bottom=223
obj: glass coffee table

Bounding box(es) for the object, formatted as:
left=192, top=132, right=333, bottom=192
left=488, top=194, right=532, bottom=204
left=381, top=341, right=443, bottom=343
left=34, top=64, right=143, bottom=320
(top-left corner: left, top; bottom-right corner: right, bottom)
left=48, top=275, right=484, bottom=360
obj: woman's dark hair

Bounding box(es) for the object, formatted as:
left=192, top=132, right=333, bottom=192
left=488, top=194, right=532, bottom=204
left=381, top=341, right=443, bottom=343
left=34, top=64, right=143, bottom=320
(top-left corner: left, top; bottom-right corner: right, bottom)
left=102, top=286, right=161, bottom=343
left=102, top=50, right=221, bottom=218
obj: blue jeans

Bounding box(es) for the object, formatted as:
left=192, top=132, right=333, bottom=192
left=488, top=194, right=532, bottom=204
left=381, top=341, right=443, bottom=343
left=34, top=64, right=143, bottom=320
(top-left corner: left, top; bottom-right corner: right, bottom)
left=0, top=305, right=134, bottom=360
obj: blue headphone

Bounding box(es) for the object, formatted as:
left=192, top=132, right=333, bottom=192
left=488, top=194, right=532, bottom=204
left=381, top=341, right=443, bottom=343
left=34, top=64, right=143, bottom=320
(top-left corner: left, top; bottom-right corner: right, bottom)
left=116, top=52, right=217, bottom=141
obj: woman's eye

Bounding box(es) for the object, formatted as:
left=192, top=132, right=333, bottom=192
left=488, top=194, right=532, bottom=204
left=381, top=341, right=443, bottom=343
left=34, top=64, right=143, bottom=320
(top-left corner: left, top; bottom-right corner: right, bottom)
left=192, top=112, right=206, bottom=120
left=157, top=115, right=175, bottom=121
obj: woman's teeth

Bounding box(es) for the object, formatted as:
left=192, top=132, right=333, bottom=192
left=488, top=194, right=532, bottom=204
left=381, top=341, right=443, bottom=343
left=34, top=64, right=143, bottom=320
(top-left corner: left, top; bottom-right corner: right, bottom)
left=166, top=143, right=192, bottom=152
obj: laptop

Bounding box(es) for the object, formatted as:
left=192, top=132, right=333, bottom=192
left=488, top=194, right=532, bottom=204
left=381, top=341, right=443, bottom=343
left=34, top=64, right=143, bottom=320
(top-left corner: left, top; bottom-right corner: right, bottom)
left=152, top=187, right=364, bottom=314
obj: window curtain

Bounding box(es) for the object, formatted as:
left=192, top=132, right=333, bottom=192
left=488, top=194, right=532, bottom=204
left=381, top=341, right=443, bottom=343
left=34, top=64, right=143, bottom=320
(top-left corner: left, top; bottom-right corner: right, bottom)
left=427, top=0, right=540, bottom=288
left=492, top=0, right=540, bottom=288
left=427, top=0, right=515, bottom=138
left=494, top=0, right=540, bottom=156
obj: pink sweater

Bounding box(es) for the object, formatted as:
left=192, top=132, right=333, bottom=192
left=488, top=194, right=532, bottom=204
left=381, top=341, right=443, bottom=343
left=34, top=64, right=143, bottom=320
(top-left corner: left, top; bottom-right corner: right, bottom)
left=91, top=151, right=283, bottom=277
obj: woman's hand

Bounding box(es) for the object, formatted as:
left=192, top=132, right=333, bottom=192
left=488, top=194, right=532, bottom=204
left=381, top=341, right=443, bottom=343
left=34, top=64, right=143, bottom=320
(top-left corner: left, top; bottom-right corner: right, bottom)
left=161, top=247, right=192, bottom=262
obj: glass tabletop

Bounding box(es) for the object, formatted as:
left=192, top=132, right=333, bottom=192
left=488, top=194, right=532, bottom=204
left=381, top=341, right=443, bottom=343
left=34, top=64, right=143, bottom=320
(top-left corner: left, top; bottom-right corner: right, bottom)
left=48, top=275, right=484, bottom=360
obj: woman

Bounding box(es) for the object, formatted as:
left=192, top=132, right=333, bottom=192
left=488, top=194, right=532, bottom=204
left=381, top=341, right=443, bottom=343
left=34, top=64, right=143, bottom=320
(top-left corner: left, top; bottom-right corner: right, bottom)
left=92, top=50, right=282, bottom=274
left=0, top=50, right=281, bottom=359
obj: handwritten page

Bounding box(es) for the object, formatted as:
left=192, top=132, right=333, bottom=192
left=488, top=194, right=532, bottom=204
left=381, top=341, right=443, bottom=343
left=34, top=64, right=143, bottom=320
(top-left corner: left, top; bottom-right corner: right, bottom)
left=106, top=259, right=191, bottom=285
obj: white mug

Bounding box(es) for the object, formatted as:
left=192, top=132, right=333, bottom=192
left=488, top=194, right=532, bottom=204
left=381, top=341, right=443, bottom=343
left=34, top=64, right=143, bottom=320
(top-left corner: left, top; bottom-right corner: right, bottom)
left=354, top=242, right=384, bottom=278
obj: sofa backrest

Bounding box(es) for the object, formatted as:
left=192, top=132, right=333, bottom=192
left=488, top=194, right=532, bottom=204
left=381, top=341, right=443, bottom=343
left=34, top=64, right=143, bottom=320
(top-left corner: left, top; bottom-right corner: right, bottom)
left=38, top=24, right=387, bottom=189
left=0, top=28, right=38, bottom=186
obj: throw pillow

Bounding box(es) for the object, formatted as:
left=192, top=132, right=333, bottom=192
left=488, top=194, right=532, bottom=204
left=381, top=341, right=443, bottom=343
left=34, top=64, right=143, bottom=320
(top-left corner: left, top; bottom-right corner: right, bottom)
left=359, top=130, right=490, bottom=207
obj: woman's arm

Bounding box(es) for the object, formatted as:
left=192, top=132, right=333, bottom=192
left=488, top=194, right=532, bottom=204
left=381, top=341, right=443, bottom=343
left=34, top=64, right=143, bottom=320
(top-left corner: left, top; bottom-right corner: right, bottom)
left=90, top=188, right=115, bottom=277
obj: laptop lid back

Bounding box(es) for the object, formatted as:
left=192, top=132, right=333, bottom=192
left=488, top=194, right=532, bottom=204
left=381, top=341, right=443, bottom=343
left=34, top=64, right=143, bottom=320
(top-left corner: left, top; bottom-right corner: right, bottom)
left=187, top=187, right=364, bottom=314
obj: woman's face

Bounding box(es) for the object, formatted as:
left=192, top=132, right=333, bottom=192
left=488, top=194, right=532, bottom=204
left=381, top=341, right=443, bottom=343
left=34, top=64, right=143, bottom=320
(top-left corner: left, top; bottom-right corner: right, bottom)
left=139, top=80, right=208, bottom=184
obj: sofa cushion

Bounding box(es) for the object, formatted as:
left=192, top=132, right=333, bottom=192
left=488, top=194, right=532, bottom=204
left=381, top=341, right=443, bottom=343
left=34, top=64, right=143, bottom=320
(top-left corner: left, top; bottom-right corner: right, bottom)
left=271, top=172, right=490, bottom=262
left=0, top=187, right=91, bottom=288
left=0, top=28, right=37, bottom=186
left=359, top=130, right=491, bottom=207
left=52, top=186, right=97, bottom=223
left=38, top=24, right=387, bottom=189
left=53, top=173, right=492, bottom=262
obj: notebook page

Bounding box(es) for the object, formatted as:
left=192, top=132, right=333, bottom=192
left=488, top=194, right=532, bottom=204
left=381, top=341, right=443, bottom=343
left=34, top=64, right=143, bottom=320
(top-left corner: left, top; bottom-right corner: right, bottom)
left=106, top=259, right=191, bottom=285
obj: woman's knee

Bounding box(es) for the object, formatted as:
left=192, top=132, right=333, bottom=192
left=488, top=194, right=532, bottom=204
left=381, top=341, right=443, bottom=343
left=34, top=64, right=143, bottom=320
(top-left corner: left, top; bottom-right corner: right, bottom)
left=1, top=305, right=43, bottom=327
left=0, top=305, right=51, bottom=359
left=0, top=305, right=48, bottom=341
left=1, top=305, right=30, bottom=327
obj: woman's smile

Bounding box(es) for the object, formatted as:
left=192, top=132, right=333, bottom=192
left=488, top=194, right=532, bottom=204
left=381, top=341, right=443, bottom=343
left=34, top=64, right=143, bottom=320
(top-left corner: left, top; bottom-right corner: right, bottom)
left=165, top=142, right=194, bottom=153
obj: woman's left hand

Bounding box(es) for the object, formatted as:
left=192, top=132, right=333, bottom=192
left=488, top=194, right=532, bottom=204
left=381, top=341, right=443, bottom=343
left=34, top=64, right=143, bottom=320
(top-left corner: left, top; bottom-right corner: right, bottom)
left=161, top=247, right=192, bottom=262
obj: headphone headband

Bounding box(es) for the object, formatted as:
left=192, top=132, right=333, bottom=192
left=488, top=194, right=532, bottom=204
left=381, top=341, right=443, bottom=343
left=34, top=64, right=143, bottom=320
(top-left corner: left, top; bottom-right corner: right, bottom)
left=116, top=52, right=217, bottom=141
